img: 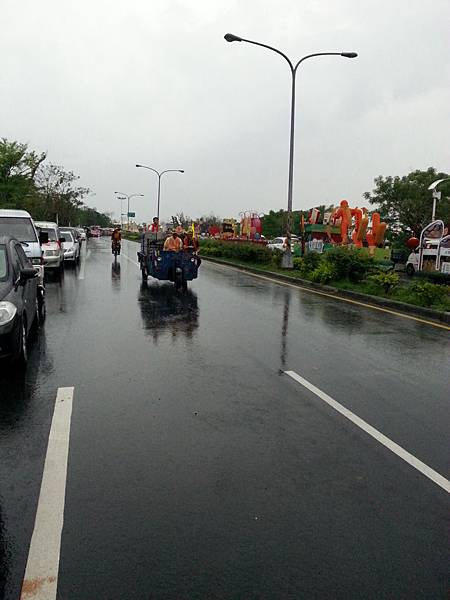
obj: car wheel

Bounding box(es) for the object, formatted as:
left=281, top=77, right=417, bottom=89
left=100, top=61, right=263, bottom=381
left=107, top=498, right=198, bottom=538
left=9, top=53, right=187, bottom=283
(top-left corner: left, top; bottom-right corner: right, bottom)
left=38, top=294, right=46, bottom=323
left=406, top=264, right=415, bottom=277
left=13, top=318, right=28, bottom=370
left=31, top=299, right=40, bottom=334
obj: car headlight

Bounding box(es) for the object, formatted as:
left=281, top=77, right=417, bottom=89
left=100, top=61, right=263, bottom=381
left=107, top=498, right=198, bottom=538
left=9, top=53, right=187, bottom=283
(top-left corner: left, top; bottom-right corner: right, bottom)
left=0, top=302, right=17, bottom=326
left=44, top=249, right=58, bottom=257
left=32, top=257, right=42, bottom=265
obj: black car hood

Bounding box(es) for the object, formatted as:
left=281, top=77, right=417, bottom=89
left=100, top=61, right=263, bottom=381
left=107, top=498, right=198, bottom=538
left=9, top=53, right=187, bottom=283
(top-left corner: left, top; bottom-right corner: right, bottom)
left=0, top=279, right=13, bottom=302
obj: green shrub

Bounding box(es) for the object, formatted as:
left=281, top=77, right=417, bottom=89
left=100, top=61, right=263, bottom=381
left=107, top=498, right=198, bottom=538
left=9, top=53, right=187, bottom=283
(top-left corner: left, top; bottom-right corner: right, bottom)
left=199, top=239, right=273, bottom=264
left=411, top=282, right=449, bottom=307
left=323, top=246, right=373, bottom=282
left=413, top=270, right=450, bottom=286
left=310, top=262, right=337, bottom=284
left=368, top=272, right=400, bottom=294
left=300, top=252, right=322, bottom=273
left=293, top=257, right=304, bottom=271
left=271, top=248, right=283, bottom=268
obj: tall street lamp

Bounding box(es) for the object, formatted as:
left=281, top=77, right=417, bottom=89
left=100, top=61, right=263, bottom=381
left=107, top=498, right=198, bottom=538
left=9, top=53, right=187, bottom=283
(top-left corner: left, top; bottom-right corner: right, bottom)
left=224, top=33, right=357, bottom=267
left=428, top=178, right=450, bottom=221
left=115, top=194, right=126, bottom=228
left=114, top=192, right=144, bottom=230
left=135, top=165, right=184, bottom=224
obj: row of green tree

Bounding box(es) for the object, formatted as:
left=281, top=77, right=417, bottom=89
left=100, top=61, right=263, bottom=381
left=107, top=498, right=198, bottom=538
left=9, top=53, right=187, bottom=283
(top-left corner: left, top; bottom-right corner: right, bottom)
left=0, top=138, right=112, bottom=227
left=261, top=168, right=450, bottom=243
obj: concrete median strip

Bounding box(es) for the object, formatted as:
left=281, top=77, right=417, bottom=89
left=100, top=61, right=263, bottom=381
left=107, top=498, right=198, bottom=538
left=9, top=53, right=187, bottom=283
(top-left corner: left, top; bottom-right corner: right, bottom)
left=285, top=371, right=450, bottom=495
left=20, top=387, right=74, bottom=600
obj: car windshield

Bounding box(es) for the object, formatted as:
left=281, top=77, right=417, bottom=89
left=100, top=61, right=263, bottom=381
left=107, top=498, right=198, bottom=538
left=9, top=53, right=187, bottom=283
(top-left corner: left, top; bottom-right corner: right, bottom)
left=272, top=238, right=283, bottom=244
left=0, top=245, right=7, bottom=279
left=40, top=227, right=58, bottom=241
left=61, top=231, right=74, bottom=242
left=0, top=217, right=38, bottom=243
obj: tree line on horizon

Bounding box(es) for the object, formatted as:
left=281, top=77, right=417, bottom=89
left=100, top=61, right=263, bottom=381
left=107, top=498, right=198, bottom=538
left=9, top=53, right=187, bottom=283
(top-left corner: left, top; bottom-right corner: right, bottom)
left=2, top=138, right=448, bottom=239
left=261, top=167, right=450, bottom=242
left=0, top=138, right=112, bottom=227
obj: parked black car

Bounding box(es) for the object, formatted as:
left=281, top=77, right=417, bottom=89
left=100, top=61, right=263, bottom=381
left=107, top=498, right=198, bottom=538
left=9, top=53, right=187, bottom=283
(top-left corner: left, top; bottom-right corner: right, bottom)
left=0, top=236, right=44, bottom=368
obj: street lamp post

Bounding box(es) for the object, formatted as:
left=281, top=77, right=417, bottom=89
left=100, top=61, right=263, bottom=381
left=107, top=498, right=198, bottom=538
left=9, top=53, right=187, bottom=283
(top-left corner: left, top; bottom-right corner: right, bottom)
left=428, top=179, right=450, bottom=221
left=224, top=33, right=357, bottom=268
left=114, top=192, right=144, bottom=230
left=115, top=194, right=126, bottom=228
left=135, top=165, right=184, bottom=224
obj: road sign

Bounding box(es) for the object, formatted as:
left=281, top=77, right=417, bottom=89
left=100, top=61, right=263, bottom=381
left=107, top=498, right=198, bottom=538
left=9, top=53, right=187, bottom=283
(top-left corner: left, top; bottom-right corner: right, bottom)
left=128, top=212, right=135, bottom=218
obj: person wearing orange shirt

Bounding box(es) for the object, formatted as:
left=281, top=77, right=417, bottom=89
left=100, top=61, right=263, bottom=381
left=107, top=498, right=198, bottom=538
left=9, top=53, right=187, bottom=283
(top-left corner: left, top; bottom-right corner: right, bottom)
left=163, top=231, right=183, bottom=252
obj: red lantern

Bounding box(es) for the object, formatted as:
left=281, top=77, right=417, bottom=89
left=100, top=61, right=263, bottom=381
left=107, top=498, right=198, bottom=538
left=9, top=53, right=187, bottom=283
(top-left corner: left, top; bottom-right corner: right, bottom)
left=406, top=237, right=419, bottom=249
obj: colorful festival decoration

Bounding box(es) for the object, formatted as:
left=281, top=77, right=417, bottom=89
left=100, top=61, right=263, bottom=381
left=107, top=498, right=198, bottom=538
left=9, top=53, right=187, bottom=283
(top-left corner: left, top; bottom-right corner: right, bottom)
left=323, top=200, right=386, bottom=255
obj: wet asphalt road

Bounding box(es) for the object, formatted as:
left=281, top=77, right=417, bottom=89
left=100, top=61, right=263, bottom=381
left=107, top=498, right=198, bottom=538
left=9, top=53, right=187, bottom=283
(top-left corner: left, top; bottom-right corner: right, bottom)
left=0, top=237, right=449, bottom=599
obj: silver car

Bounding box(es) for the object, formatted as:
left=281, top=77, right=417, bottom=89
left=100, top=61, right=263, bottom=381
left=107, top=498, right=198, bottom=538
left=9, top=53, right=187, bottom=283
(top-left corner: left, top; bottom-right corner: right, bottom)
left=35, top=221, right=64, bottom=279
left=60, top=229, right=80, bottom=263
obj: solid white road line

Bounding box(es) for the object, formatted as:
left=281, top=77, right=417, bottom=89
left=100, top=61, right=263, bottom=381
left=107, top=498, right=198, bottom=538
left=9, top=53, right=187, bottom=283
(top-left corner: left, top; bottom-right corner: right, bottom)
left=122, top=252, right=140, bottom=268
left=285, top=370, right=450, bottom=495
left=20, top=387, right=74, bottom=600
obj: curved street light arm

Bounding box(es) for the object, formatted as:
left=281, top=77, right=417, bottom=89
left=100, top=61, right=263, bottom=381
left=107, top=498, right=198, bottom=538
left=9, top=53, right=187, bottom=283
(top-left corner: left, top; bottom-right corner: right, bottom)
left=135, top=164, right=161, bottom=177
left=294, top=52, right=343, bottom=73
left=160, top=169, right=184, bottom=177
left=238, top=36, right=294, bottom=72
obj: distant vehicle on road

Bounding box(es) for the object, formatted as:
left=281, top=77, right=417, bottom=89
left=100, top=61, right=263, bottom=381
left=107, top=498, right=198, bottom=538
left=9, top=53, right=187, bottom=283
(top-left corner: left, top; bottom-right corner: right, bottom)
left=0, top=209, right=45, bottom=288
left=60, top=229, right=81, bottom=263
left=35, top=221, right=64, bottom=279
left=76, top=227, right=87, bottom=241
left=138, top=232, right=200, bottom=290
left=0, top=236, right=44, bottom=369
left=89, top=227, right=101, bottom=238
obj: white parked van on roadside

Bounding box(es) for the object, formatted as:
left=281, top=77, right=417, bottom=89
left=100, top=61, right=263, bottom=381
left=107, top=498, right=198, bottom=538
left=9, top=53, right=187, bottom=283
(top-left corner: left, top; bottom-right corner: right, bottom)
left=0, top=209, right=46, bottom=315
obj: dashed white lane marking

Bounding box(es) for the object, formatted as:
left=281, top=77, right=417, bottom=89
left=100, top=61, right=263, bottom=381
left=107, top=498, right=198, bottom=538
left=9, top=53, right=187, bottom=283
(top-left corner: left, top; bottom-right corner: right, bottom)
left=21, top=387, right=75, bottom=600
left=77, top=248, right=90, bottom=280
left=285, top=371, right=450, bottom=495
left=122, top=252, right=140, bottom=268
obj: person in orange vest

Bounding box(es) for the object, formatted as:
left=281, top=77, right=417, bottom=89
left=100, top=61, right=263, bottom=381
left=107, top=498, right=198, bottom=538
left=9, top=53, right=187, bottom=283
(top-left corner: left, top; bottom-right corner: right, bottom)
left=163, top=231, right=183, bottom=252
left=111, top=226, right=121, bottom=253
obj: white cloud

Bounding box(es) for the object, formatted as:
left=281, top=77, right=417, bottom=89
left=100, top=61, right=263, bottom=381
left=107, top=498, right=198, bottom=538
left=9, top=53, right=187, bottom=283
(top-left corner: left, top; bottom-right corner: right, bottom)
left=1, top=0, right=448, bottom=223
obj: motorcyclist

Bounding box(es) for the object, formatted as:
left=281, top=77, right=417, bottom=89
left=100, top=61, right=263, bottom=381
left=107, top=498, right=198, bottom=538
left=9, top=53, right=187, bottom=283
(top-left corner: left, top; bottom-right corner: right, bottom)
left=111, top=226, right=122, bottom=254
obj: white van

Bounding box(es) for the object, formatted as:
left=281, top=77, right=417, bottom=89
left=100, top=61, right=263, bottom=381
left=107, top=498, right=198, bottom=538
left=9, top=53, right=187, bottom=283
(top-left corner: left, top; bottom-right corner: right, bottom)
left=0, top=209, right=46, bottom=304
left=0, top=210, right=44, bottom=274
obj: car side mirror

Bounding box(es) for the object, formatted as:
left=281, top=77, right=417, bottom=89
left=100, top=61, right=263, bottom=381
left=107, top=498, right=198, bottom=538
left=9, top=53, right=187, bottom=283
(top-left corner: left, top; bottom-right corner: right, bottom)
left=59, top=237, right=66, bottom=243
left=20, top=268, right=37, bottom=285
left=39, top=231, right=49, bottom=244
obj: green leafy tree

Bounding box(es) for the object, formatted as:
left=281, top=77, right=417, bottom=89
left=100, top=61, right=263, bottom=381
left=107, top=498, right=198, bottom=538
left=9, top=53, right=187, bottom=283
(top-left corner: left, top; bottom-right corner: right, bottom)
left=261, top=209, right=309, bottom=239
left=0, top=138, right=111, bottom=227
left=364, top=168, right=450, bottom=238
left=0, top=138, right=46, bottom=209
left=34, top=163, right=90, bottom=225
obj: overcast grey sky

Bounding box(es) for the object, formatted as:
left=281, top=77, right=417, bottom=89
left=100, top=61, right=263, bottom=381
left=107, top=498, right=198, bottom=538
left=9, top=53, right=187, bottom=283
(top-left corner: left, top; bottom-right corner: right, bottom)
left=2, top=0, right=449, bottom=224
